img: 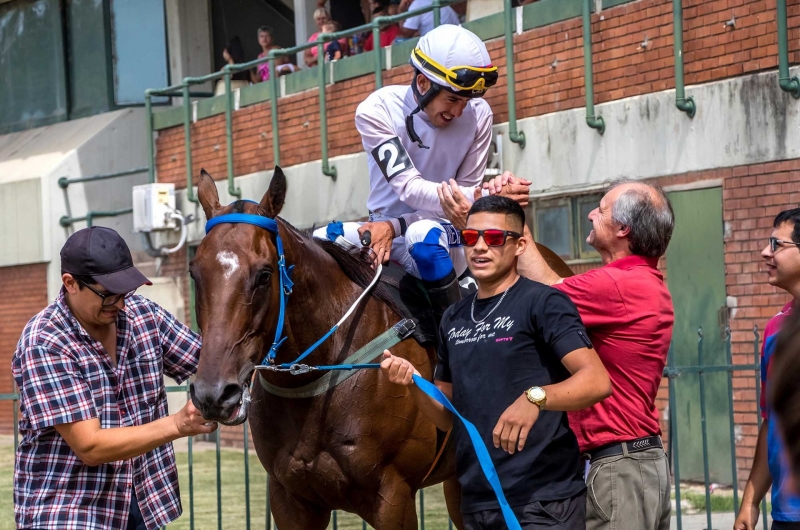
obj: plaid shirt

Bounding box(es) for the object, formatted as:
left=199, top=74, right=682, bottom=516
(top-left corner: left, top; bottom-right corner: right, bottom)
left=12, top=288, right=201, bottom=530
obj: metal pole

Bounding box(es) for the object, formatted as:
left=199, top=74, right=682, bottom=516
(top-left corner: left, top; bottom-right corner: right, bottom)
left=668, top=344, right=683, bottom=530
left=724, top=326, right=740, bottom=513
left=189, top=426, right=195, bottom=530
left=419, top=488, right=425, bottom=529
left=145, top=92, right=156, bottom=183
left=182, top=83, right=199, bottom=203
left=433, top=0, right=441, bottom=27
left=58, top=167, right=149, bottom=189
left=224, top=68, right=242, bottom=198
left=753, top=325, right=769, bottom=530
left=582, top=0, right=605, bottom=134
left=318, top=40, right=338, bottom=180
left=216, top=432, right=222, bottom=530
left=373, top=21, right=383, bottom=90
left=267, top=477, right=272, bottom=530
left=777, top=0, right=800, bottom=98
left=269, top=55, right=281, bottom=167
left=244, top=423, right=251, bottom=530
left=504, top=0, right=525, bottom=147
left=333, top=510, right=338, bottom=529
left=672, top=0, right=697, bottom=116
left=697, top=328, right=713, bottom=530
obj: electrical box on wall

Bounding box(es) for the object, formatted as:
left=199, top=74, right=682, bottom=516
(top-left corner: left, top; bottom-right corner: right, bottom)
left=133, top=183, right=176, bottom=232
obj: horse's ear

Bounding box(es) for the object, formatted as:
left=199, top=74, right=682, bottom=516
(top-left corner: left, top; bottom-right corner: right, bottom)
left=197, top=169, right=221, bottom=221
left=259, top=166, right=287, bottom=218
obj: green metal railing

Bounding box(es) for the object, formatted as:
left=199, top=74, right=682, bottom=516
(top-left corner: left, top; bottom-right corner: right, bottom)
left=145, top=0, right=462, bottom=192
left=1, top=326, right=767, bottom=528
left=58, top=167, right=146, bottom=227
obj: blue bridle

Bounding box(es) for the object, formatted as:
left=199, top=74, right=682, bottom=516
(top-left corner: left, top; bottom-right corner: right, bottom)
left=205, top=201, right=296, bottom=366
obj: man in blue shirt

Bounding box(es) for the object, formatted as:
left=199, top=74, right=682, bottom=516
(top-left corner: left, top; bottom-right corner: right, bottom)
left=735, top=208, right=800, bottom=530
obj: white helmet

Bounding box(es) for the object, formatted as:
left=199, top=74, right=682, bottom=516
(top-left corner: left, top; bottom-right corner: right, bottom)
left=409, top=25, right=498, bottom=98
left=405, top=25, right=498, bottom=148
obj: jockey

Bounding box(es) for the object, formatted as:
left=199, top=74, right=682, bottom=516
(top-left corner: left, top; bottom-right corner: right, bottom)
left=314, top=24, right=498, bottom=325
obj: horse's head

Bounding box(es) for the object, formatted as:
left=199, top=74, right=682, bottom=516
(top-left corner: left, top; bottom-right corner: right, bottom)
left=189, top=167, right=287, bottom=425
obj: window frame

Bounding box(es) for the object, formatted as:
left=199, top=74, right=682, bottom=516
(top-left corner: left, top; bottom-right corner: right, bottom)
left=529, top=193, right=602, bottom=264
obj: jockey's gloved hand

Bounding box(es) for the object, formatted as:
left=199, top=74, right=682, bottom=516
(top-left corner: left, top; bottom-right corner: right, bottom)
left=357, top=221, right=395, bottom=270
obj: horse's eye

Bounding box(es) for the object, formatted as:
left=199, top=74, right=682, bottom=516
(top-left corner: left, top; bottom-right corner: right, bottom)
left=256, top=269, right=272, bottom=286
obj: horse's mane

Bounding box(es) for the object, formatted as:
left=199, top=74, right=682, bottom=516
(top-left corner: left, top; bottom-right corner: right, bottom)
left=315, top=239, right=409, bottom=319
left=279, top=220, right=410, bottom=319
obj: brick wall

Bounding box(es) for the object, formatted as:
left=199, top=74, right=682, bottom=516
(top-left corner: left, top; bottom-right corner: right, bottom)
left=650, top=161, right=798, bottom=485
left=154, top=0, right=800, bottom=186
left=0, top=263, right=48, bottom=434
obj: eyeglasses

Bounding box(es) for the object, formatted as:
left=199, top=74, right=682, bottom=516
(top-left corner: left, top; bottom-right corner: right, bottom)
left=769, top=237, right=800, bottom=252
left=79, top=281, right=136, bottom=307
left=411, top=48, right=499, bottom=94
left=460, top=229, right=522, bottom=247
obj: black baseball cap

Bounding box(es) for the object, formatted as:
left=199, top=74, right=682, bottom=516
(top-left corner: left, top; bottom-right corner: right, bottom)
left=61, top=227, right=152, bottom=294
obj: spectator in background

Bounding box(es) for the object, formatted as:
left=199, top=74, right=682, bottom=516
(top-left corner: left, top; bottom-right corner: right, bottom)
left=397, top=0, right=460, bottom=38
left=304, top=8, right=331, bottom=67
left=388, top=0, right=400, bottom=15
left=304, top=8, right=350, bottom=66
left=772, top=307, right=800, bottom=495
left=319, top=0, right=367, bottom=31
left=253, top=26, right=297, bottom=83
left=734, top=208, right=800, bottom=530
left=323, top=21, right=343, bottom=61
left=215, top=36, right=251, bottom=96
left=363, top=0, right=400, bottom=51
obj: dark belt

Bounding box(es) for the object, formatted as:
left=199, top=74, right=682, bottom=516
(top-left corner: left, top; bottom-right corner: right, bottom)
left=587, top=436, right=663, bottom=462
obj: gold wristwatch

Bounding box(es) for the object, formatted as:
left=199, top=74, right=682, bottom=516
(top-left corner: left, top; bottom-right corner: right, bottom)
left=525, top=386, right=547, bottom=410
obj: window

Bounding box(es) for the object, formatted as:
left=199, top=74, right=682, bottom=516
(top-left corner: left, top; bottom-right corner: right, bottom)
left=111, top=0, right=168, bottom=105
left=529, top=193, right=602, bottom=262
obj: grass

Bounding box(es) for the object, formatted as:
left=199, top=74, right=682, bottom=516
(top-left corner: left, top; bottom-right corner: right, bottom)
left=0, top=442, right=452, bottom=530
left=169, top=447, right=451, bottom=530
left=674, top=489, right=771, bottom=514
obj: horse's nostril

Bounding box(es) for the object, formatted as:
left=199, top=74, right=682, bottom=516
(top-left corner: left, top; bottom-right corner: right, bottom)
left=219, top=383, right=243, bottom=406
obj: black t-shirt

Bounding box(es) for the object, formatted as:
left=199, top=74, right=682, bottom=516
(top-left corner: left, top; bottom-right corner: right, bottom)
left=434, top=277, right=590, bottom=513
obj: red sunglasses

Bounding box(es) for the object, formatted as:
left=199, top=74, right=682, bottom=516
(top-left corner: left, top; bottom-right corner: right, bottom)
left=460, top=229, right=522, bottom=247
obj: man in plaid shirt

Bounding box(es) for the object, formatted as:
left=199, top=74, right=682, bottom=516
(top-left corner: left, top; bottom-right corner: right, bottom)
left=12, top=227, right=217, bottom=530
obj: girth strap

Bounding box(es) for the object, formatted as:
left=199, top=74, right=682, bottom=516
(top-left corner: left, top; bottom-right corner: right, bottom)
left=258, top=319, right=416, bottom=399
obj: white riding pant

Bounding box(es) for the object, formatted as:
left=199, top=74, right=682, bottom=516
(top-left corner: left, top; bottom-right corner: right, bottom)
left=312, top=219, right=467, bottom=280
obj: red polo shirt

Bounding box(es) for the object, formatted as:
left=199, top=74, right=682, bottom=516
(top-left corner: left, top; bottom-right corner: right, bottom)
left=553, top=255, right=674, bottom=452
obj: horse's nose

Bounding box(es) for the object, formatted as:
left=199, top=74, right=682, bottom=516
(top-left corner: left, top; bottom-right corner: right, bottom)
left=190, top=379, right=243, bottom=420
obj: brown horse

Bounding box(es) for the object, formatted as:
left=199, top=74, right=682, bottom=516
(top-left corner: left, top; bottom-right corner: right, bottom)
left=189, top=168, right=572, bottom=529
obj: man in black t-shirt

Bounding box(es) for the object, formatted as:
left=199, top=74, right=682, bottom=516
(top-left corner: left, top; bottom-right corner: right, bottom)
left=381, top=196, right=612, bottom=529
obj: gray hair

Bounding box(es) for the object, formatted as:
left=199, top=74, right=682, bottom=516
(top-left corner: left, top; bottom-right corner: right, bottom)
left=609, top=178, right=675, bottom=258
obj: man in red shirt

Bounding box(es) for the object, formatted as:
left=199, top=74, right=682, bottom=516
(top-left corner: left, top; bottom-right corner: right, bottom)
left=466, top=177, right=675, bottom=530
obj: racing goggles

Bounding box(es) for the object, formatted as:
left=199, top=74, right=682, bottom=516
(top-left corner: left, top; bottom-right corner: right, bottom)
left=460, top=229, right=521, bottom=247
left=412, top=48, right=498, bottom=94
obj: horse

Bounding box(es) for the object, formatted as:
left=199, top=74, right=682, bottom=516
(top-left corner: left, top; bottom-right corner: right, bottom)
left=188, top=167, right=572, bottom=529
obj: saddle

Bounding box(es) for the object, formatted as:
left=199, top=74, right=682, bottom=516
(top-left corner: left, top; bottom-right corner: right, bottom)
left=374, top=261, right=476, bottom=347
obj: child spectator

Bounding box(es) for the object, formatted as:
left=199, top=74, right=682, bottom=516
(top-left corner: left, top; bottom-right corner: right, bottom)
left=322, top=21, right=343, bottom=61
left=253, top=26, right=297, bottom=82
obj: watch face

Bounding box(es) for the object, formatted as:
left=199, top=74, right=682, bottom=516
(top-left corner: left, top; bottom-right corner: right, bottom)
left=528, top=387, right=545, bottom=401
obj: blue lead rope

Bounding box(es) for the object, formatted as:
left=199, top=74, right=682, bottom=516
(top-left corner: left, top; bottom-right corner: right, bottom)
left=413, top=374, right=523, bottom=530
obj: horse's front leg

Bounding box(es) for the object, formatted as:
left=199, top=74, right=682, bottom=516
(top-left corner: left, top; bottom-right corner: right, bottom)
left=269, top=476, right=332, bottom=530
left=365, top=473, right=419, bottom=530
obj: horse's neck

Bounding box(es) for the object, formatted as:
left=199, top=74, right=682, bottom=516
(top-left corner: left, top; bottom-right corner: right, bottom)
left=277, top=224, right=364, bottom=363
